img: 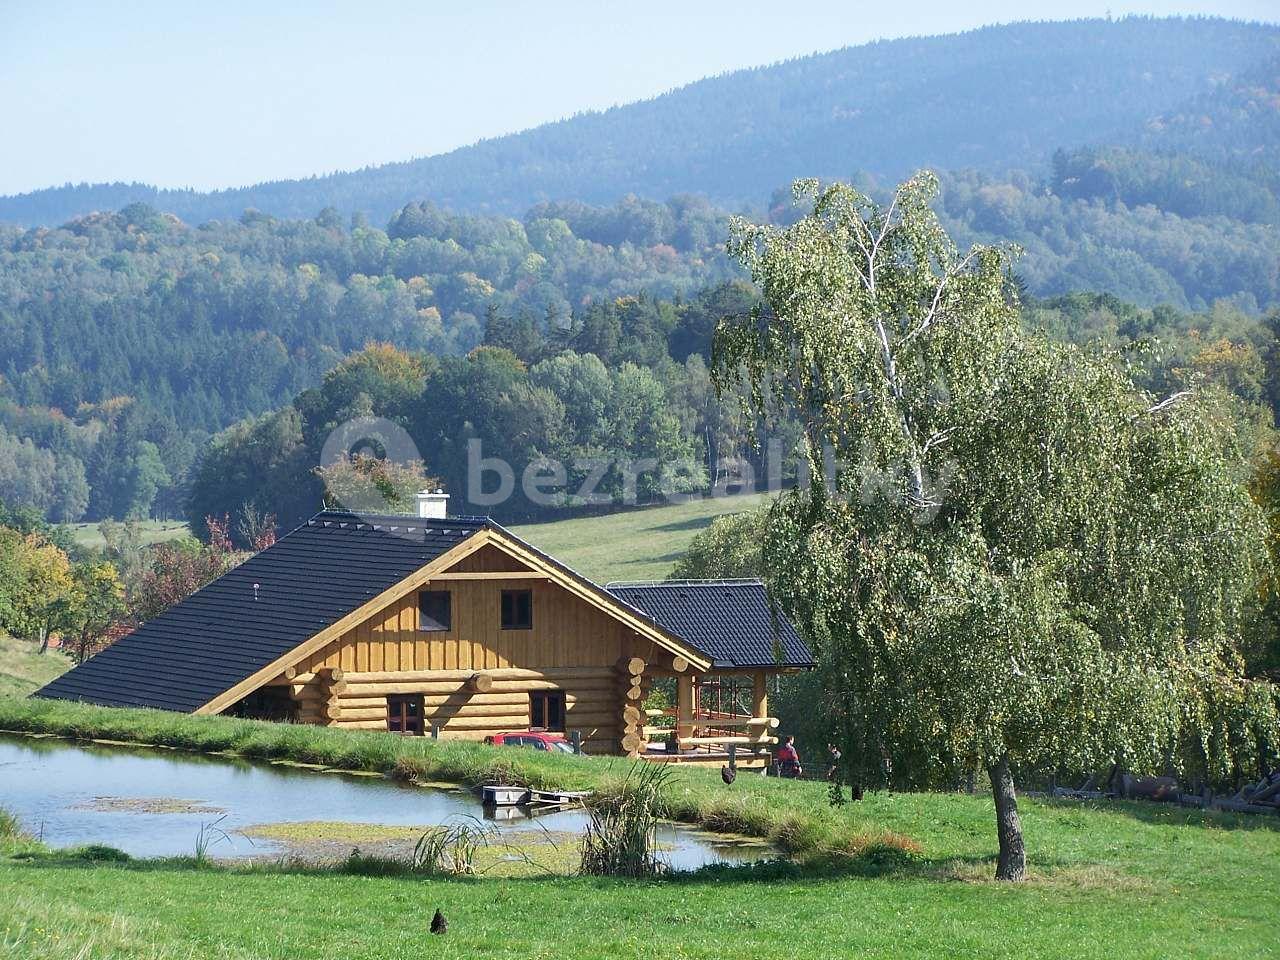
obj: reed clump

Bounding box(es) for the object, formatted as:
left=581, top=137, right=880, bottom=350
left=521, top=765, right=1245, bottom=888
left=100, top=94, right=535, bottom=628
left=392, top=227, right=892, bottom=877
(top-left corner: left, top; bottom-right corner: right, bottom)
left=410, top=817, right=496, bottom=876
left=579, top=763, right=671, bottom=877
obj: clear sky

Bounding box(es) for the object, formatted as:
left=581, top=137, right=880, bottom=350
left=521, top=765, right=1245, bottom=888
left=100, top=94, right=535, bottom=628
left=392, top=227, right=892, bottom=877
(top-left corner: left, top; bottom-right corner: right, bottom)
left=1, top=1, right=1274, bottom=196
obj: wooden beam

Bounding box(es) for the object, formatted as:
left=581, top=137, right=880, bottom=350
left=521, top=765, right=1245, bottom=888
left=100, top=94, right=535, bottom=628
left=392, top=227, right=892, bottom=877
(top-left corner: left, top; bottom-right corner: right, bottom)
left=616, top=656, right=645, bottom=677
left=699, top=716, right=779, bottom=729
left=676, top=674, right=695, bottom=741
left=678, top=735, right=778, bottom=748
left=466, top=672, right=494, bottom=694
left=336, top=667, right=617, bottom=683
left=427, top=572, right=547, bottom=581
left=343, top=678, right=616, bottom=697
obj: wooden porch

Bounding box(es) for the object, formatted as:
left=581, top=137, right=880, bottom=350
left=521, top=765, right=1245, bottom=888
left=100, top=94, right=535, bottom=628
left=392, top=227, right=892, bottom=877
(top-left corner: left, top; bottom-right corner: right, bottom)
left=629, top=666, right=780, bottom=768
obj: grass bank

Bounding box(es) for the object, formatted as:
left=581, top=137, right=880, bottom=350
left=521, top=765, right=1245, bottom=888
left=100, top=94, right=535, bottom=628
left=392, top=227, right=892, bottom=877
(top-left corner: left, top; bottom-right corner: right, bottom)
left=2, top=715, right=1279, bottom=960
left=0, top=697, right=905, bottom=859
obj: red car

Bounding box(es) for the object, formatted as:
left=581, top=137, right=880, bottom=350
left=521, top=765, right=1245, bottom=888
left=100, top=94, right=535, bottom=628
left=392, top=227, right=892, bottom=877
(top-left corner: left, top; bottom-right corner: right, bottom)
left=486, top=731, right=577, bottom=754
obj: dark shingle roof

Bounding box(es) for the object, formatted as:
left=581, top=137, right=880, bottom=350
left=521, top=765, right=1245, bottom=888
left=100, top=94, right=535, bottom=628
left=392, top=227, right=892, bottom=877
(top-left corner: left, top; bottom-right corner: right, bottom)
left=35, top=512, right=488, bottom=712
left=605, top=580, right=814, bottom=669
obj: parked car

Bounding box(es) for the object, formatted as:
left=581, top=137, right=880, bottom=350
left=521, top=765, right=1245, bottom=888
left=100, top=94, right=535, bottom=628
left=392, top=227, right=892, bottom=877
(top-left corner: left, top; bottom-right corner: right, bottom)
left=486, top=731, right=576, bottom=753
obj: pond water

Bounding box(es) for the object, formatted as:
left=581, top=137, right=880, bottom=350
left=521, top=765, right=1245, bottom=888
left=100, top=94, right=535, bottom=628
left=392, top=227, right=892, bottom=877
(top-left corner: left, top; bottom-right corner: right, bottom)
left=0, top=734, right=770, bottom=871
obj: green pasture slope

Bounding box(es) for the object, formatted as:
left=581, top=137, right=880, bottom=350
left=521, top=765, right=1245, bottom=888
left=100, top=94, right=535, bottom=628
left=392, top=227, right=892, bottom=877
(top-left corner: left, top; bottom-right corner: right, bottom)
left=0, top=635, right=71, bottom=699
left=1, top=700, right=1278, bottom=959
left=67, top=519, right=190, bottom=550
left=512, top=492, right=769, bottom=583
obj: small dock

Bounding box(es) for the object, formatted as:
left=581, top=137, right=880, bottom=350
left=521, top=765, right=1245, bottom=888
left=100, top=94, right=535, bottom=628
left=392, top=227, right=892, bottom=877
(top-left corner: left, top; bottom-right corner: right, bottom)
left=481, top=784, right=591, bottom=808
left=529, top=788, right=591, bottom=806
left=481, top=785, right=530, bottom=806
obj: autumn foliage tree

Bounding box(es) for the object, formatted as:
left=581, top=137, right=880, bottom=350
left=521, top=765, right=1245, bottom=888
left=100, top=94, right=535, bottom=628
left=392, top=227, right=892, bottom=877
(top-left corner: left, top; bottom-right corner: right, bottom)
left=315, top=454, right=436, bottom=515
left=128, top=515, right=236, bottom=623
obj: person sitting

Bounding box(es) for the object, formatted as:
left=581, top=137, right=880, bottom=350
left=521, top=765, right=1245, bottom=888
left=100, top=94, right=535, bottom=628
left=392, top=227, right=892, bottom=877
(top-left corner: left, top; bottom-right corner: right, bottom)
left=776, top=735, right=802, bottom=778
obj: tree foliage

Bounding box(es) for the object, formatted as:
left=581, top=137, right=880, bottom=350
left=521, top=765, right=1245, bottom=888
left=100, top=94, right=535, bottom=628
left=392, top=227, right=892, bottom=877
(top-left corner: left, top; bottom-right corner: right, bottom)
left=716, top=174, right=1280, bottom=879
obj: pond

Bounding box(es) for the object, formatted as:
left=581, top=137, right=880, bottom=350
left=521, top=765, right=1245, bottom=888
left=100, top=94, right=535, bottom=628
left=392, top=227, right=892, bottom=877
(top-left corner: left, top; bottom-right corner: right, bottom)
left=0, top=733, right=771, bottom=872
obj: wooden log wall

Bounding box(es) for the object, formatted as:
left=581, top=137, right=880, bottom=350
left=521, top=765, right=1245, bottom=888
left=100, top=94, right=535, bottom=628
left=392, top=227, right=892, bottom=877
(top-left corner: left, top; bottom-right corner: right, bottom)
left=337, top=667, right=622, bottom=753
left=253, top=544, right=707, bottom=755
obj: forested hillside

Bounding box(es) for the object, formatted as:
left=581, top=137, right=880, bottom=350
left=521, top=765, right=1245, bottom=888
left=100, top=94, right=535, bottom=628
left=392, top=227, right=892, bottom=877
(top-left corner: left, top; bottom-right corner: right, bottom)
left=2, top=18, right=1275, bottom=226
left=0, top=196, right=745, bottom=524
left=3, top=178, right=1280, bottom=528
left=3, top=16, right=1280, bottom=527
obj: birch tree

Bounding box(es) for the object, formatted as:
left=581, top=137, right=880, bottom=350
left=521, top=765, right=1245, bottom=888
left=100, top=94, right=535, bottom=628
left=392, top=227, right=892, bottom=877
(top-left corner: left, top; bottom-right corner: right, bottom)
left=716, top=173, right=1279, bottom=880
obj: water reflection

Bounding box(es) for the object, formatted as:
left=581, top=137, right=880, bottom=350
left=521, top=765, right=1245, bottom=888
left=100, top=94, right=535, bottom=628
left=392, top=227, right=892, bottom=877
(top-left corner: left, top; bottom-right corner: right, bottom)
left=0, top=733, right=769, bottom=871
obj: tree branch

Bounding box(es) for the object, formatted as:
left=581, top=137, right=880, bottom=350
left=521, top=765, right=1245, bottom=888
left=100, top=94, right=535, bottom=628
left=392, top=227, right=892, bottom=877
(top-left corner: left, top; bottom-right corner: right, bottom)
left=1144, top=391, right=1191, bottom=416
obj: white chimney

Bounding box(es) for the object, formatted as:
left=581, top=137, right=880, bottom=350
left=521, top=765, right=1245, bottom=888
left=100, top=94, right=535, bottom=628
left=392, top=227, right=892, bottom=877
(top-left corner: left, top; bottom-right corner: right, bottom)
left=416, top=489, right=449, bottom=519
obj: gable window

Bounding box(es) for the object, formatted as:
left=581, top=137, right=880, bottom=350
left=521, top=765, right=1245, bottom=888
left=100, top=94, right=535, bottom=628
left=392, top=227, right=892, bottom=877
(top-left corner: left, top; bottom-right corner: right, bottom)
left=418, top=590, right=451, bottom=632
left=530, top=691, right=565, bottom=731
left=387, top=694, right=424, bottom=736
left=501, top=589, right=532, bottom=630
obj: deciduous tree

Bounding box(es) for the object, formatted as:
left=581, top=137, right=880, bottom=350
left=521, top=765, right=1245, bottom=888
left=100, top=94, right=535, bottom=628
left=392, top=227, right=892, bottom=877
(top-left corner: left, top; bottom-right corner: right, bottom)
left=716, top=173, right=1279, bottom=880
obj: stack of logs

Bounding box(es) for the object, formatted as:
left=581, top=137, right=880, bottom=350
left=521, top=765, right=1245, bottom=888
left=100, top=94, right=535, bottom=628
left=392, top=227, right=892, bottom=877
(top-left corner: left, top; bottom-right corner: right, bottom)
left=618, top=657, right=651, bottom=758
left=293, top=666, right=345, bottom=724
left=1053, top=768, right=1280, bottom=816
left=1204, top=771, right=1280, bottom=815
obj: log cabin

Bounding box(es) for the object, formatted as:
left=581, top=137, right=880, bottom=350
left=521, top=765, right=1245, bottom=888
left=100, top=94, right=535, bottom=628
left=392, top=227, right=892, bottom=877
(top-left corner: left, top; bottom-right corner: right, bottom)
left=35, top=494, right=813, bottom=763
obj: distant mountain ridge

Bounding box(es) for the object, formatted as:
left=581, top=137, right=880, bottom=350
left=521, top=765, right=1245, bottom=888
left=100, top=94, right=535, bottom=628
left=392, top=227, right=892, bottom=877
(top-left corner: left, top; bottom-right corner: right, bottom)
left=2, top=16, right=1278, bottom=227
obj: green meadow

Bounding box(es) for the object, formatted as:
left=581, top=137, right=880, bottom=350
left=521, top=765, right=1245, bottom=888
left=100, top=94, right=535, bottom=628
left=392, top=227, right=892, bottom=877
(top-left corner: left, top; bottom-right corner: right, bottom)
left=67, top=519, right=191, bottom=550
left=512, top=492, right=769, bottom=583
left=0, top=634, right=71, bottom=700
left=1, top=699, right=1278, bottom=959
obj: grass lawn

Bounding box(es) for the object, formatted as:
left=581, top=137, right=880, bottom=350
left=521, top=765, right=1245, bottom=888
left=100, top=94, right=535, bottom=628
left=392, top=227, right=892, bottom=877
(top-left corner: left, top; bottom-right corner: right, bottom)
left=0, top=634, right=72, bottom=699
left=68, top=519, right=190, bottom=550
left=1, top=701, right=1278, bottom=959
left=512, top=492, right=768, bottom=583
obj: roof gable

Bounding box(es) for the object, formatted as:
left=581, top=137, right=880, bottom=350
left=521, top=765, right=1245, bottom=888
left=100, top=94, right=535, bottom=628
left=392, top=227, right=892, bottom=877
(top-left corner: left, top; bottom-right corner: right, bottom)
left=35, top=511, right=717, bottom=713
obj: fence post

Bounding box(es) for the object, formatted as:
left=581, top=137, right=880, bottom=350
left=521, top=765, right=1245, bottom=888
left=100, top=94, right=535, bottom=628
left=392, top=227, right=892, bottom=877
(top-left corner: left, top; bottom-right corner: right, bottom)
left=571, top=730, right=582, bottom=755
left=431, top=723, right=440, bottom=740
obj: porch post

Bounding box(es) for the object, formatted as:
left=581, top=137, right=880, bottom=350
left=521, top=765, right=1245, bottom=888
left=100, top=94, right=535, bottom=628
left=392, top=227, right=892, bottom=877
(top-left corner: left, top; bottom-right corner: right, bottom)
left=752, top=670, right=768, bottom=721
left=676, top=673, right=696, bottom=750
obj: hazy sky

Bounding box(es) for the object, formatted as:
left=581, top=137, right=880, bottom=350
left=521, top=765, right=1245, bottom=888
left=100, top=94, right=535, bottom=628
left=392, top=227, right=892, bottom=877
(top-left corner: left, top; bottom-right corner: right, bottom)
left=1, top=1, right=1274, bottom=195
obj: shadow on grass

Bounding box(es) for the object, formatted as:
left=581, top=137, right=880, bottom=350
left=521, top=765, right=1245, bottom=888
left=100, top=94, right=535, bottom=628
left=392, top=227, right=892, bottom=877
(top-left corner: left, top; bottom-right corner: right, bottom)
left=1034, top=794, right=1280, bottom=834
left=648, top=515, right=722, bottom=535
left=614, top=550, right=687, bottom=571
left=8, top=841, right=992, bottom=888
